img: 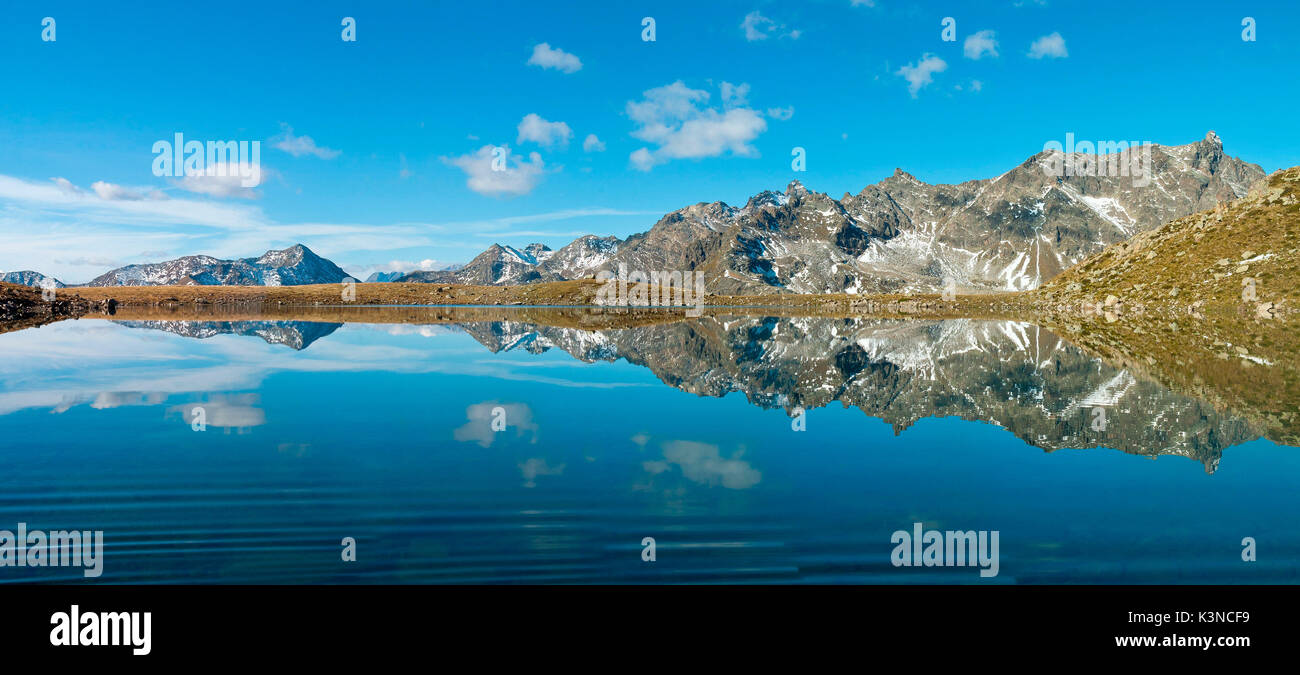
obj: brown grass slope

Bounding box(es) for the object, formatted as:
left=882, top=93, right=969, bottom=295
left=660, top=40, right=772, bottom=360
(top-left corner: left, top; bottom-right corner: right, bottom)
left=72, top=279, right=607, bottom=307
left=1036, top=167, right=1300, bottom=316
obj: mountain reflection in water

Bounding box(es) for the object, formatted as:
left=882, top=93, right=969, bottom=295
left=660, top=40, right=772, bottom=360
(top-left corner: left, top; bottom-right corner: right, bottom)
left=113, top=315, right=1254, bottom=471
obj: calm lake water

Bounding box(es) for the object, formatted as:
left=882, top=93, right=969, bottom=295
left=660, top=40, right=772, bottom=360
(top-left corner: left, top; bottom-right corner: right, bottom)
left=1, top=312, right=1296, bottom=583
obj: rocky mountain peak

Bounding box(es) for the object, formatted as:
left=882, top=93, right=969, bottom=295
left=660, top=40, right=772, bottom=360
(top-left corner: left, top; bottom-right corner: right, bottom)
left=1186, top=131, right=1231, bottom=175
left=743, top=190, right=787, bottom=211
left=523, top=243, right=554, bottom=263
left=892, top=167, right=921, bottom=183
left=255, top=243, right=313, bottom=267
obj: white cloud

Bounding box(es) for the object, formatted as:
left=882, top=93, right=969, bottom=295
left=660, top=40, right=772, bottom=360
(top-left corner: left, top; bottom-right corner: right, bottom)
left=850, top=0, right=876, bottom=7
left=175, top=161, right=265, bottom=199
left=51, top=177, right=81, bottom=195
left=895, top=53, right=948, bottom=97
left=442, top=145, right=546, bottom=197
left=526, top=43, right=582, bottom=73
left=582, top=134, right=606, bottom=153
left=516, top=113, right=572, bottom=148
left=720, top=81, right=750, bottom=107
left=1028, top=32, right=1068, bottom=59
left=2, top=175, right=263, bottom=231
left=741, top=11, right=775, bottom=41
left=90, top=181, right=165, bottom=201
left=625, top=81, right=768, bottom=171
left=53, top=255, right=122, bottom=268
left=964, top=30, right=999, bottom=59
left=970, top=80, right=983, bottom=92
left=740, top=11, right=799, bottom=41
left=766, top=106, right=794, bottom=120
left=629, top=148, right=656, bottom=171
left=270, top=124, right=340, bottom=159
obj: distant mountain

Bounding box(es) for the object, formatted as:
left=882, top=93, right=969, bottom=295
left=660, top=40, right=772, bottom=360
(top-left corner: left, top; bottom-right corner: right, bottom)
left=399, top=243, right=566, bottom=285
left=0, top=271, right=66, bottom=289
left=89, top=244, right=353, bottom=287
left=397, top=237, right=621, bottom=286
left=543, top=235, right=621, bottom=279
left=366, top=261, right=465, bottom=282
left=397, top=132, right=1260, bottom=293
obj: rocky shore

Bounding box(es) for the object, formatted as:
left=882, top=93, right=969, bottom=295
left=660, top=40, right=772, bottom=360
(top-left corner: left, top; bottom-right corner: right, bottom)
left=0, top=282, right=115, bottom=333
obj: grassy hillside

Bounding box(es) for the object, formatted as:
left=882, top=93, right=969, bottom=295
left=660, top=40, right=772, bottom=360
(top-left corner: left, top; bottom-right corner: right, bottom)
left=1036, top=167, right=1300, bottom=317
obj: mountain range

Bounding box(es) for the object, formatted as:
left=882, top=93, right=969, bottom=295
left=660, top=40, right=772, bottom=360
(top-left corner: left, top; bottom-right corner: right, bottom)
left=386, top=132, right=1259, bottom=294
left=13, top=133, right=1264, bottom=293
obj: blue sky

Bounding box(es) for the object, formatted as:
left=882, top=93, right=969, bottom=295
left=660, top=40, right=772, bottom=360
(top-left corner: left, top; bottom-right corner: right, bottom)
left=2, top=0, right=1297, bottom=283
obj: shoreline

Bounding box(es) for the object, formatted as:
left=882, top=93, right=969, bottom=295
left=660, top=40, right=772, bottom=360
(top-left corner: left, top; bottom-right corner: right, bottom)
left=5, top=275, right=1287, bottom=328
left=51, top=278, right=1041, bottom=314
